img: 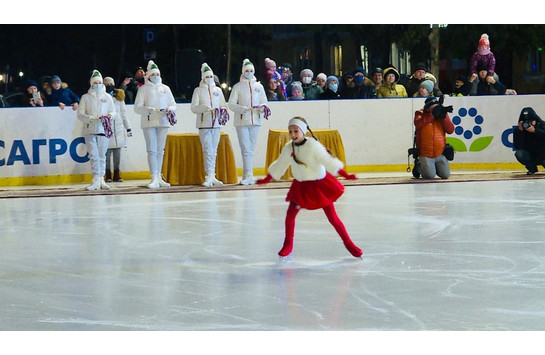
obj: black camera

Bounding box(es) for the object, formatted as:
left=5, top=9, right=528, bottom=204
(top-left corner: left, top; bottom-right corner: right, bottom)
left=408, top=147, right=418, bottom=159
left=520, top=107, right=537, bottom=129
left=432, top=95, right=454, bottom=119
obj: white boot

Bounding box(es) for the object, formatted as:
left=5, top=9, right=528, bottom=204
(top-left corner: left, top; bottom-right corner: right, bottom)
left=212, top=176, right=223, bottom=187
left=86, top=176, right=101, bottom=191
left=202, top=174, right=214, bottom=187
left=158, top=174, right=170, bottom=187
left=100, top=178, right=110, bottom=190
left=239, top=174, right=255, bottom=185
left=147, top=174, right=160, bottom=189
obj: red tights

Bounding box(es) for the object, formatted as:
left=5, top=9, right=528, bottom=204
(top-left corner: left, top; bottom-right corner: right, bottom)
left=278, top=202, right=363, bottom=258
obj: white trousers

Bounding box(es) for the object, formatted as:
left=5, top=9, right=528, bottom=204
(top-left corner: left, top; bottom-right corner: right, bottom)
left=143, top=127, right=169, bottom=175
left=199, top=128, right=221, bottom=175
left=86, top=134, right=109, bottom=177
left=235, top=125, right=260, bottom=176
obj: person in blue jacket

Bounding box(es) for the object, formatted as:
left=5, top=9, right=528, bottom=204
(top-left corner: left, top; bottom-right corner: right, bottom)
left=47, top=75, right=80, bottom=110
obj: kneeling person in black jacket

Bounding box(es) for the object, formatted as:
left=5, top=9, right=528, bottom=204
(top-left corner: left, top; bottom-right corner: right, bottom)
left=514, top=107, right=545, bottom=175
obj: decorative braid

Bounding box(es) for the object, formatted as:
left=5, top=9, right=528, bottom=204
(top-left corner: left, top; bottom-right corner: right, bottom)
left=100, top=115, right=113, bottom=138
left=291, top=141, right=307, bottom=167
left=307, top=125, right=335, bottom=157
left=167, top=110, right=177, bottom=125
left=215, top=107, right=230, bottom=125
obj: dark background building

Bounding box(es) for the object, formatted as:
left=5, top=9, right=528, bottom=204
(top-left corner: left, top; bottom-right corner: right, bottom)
left=1, top=24, right=544, bottom=102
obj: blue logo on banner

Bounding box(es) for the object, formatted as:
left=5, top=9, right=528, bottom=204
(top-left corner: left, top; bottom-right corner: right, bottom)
left=447, top=106, right=493, bottom=152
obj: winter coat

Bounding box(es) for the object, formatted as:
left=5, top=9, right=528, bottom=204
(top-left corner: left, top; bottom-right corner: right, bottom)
left=513, top=110, right=545, bottom=162
left=108, top=89, right=132, bottom=148
left=377, top=83, right=408, bottom=98
left=469, top=52, right=496, bottom=76
left=77, top=88, right=116, bottom=136
left=405, top=74, right=443, bottom=97
left=471, top=77, right=506, bottom=96
left=319, top=88, right=340, bottom=100
left=414, top=109, right=454, bottom=159
left=190, top=81, right=228, bottom=128
left=268, top=138, right=343, bottom=182
left=228, top=74, right=269, bottom=126
left=133, top=77, right=177, bottom=129
left=48, top=87, right=80, bottom=106
left=302, top=82, right=323, bottom=100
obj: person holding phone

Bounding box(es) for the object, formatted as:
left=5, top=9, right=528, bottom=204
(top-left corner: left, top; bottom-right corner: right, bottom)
left=22, top=80, right=47, bottom=107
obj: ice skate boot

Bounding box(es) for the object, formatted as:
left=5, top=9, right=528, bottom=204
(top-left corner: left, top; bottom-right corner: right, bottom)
left=158, top=174, right=170, bottom=187
left=100, top=178, right=110, bottom=190
left=202, top=175, right=214, bottom=187
left=147, top=174, right=160, bottom=189
left=86, top=176, right=101, bottom=191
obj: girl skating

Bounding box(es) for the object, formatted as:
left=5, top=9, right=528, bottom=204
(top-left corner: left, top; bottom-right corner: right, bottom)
left=257, top=117, right=363, bottom=258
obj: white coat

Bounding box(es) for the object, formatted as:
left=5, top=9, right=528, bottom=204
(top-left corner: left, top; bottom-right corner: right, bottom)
left=268, top=138, right=343, bottom=182
left=228, top=74, right=269, bottom=126
left=190, top=81, right=228, bottom=128
left=108, top=95, right=132, bottom=148
left=77, top=88, right=116, bottom=135
left=133, top=77, right=177, bottom=129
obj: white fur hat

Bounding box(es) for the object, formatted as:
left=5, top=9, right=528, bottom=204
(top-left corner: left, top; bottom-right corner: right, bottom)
left=288, top=117, right=308, bottom=135
left=201, top=63, right=214, bottom=80
left=242, top=59, right=255, bottom=74
left=146, top=60, right=160, bottom=78
left=89, top=69, right=103, bottom=86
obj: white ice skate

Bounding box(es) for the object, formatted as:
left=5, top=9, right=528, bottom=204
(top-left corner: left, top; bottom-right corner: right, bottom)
left=100, top=178, right=110, bottom=190
left=86, top=177, right=101, bottom=191
left=239, top=175, right=256, bottom=185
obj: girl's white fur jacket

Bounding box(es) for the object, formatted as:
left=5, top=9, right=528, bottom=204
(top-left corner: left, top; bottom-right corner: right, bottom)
left=190, top=81, right=227, bottom=128
left=268, top=138, right=343, bottom=181
left=77, top=88, right=116, bottom=135
left=133, top=78, right=177, bottom=129
left=227, top=74, right=269, bottom=126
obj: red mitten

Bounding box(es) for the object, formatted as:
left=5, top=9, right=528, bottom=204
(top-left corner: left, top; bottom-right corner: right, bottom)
left=338, top=169, right=357, bottom=180
left=256, top=174, right=273, bottom=184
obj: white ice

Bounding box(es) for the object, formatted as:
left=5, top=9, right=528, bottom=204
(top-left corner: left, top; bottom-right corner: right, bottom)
left=1, top=179, right=545, bottom=351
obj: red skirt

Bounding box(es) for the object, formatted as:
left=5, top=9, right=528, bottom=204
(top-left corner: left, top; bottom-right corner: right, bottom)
left=286, top=173, right=344, bottom=210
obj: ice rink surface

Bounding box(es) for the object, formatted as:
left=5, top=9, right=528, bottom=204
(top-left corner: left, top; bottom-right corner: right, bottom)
left=1, top=178, right=545, bottom=352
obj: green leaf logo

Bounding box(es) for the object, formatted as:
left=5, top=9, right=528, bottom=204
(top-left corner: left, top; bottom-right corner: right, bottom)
left=446, top=137, right=467, bottom=152
left=469, top=136, right=493, bottom=152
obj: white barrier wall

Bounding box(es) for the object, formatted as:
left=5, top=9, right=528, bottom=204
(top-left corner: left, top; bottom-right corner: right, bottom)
left=1, top=95, right=544, bottom=185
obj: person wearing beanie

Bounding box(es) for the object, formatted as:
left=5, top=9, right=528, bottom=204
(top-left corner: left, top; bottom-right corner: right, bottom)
left=319, top=75, right=341, bottom=100
left=264, top=57, right=280, bottom=81
left=22, top=79, right=46, bottom=107
left=103, top=76, right=132, bottom=183
left=470, top=61, right=507, bottom=96
left=227, top=58, right=270, bottom=185
left=289, top=81, right=304, bottom=100
left=191, top=63, right=229, bottom=187
left=403, top=63, right=443, bottom=97
left=77, top=69, right=116, bottom=191
left=469, top=33, right=497, bottom=79
left=299, top=69, right=323, bottom=100
left=350, top=66, right=377, bottom=99
left=134, top=60, right=177, bottom=189
left=377, top=66, right=408, bottom=98
left=316, top=73, right=327, bottom=90
left=47, top=74, right=80, bottom=110
left=413, top=96, right=455, bottom=180
left=452, top=75, right=470, bottom=96
left=414, top=79, right=435, bottom=97
left=256, top=116, right=363, bottom=259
